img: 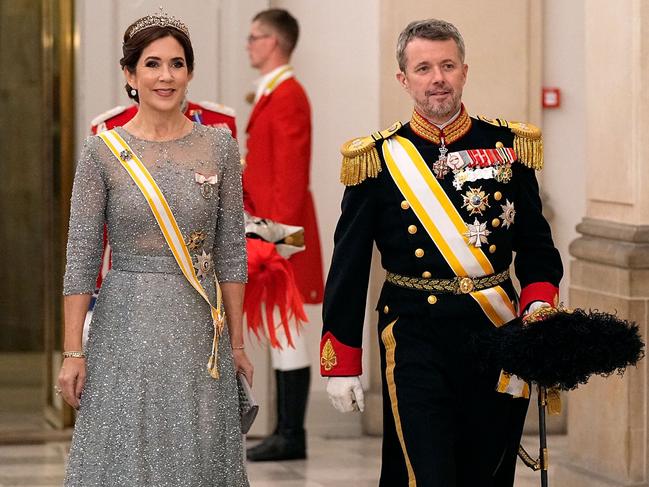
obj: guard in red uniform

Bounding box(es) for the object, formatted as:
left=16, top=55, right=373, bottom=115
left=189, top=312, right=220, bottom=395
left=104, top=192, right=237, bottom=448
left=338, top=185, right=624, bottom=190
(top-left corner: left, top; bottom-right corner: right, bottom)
left=244, top=9, right=324, bottom=462
left=321, top=19, right=562, bottom=487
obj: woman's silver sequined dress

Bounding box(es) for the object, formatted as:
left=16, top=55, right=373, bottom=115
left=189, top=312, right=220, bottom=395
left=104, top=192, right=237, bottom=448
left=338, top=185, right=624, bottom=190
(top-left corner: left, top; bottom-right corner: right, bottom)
left=63, top=124, right=249, bottom=486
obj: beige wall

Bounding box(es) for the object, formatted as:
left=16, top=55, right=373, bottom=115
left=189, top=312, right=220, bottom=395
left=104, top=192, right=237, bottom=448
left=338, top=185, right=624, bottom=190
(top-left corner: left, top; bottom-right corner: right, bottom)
left=585, top=0, right=649, bottom=225
left=542, top=0, right=586, bottom=301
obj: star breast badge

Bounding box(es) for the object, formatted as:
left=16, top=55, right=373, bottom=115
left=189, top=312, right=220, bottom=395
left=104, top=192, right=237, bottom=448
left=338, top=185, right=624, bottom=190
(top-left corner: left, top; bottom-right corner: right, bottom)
left=461, top=186, right=490, bottom=216
left=194, top=250, right=213, bottom=279
left=500, top=200, right=516, bottom=228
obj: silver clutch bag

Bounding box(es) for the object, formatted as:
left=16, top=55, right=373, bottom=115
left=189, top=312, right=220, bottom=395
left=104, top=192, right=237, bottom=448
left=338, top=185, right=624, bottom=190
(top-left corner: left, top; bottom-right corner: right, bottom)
left=237, top=372, right=259, bottom=434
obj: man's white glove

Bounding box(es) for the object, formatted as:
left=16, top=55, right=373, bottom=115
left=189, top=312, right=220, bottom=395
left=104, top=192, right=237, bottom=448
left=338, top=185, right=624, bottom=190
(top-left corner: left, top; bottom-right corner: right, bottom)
left=326, top=376, right=365, bottom=413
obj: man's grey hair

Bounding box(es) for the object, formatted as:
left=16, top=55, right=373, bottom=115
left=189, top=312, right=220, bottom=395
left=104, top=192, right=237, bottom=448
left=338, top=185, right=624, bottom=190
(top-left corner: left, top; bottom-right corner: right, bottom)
left=396, top=19, right=465, bottom=72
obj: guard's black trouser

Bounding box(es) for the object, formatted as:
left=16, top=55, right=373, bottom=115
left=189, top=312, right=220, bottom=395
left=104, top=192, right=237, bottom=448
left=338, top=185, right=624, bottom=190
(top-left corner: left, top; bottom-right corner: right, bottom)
left=377, top=302, right=529, bottom=487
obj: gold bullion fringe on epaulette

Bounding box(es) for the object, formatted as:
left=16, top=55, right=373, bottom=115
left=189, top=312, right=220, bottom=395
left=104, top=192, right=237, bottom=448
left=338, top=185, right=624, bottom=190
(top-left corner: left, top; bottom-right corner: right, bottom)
left=339, top=122, right=402, bottom=186
left=340, top=136, right=381, bottom=186
left=511, top=122, right=544, bottom=171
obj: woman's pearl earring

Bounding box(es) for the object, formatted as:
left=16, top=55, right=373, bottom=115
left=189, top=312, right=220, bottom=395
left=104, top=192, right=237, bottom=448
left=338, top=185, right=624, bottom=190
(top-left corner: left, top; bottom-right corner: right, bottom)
left=130, top=88, right=137, bottom=96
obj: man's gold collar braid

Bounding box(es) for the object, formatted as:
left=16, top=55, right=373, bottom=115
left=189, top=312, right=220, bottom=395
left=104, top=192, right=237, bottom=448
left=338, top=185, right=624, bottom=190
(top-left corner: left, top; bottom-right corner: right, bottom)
left=410, top=104, right=472, bottom=145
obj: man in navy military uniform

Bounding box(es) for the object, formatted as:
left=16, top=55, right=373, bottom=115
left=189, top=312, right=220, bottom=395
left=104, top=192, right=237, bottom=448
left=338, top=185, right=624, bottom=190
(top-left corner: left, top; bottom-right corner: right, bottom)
left=321, top=19, right=562, bottom=487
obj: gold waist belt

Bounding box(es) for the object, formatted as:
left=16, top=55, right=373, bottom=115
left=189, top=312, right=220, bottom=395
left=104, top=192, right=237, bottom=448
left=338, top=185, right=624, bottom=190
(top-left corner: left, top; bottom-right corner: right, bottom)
left=385, top=269, right=510, bottom=294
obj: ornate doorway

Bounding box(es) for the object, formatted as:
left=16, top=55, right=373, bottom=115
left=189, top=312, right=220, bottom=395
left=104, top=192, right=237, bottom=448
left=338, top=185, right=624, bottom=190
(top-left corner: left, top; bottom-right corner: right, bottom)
left=0, top=0, right=75, bottom=442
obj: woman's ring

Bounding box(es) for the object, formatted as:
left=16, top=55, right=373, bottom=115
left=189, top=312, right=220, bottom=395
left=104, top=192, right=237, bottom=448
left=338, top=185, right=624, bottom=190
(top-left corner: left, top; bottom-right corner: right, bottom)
left=54, top=386, right=62, bottom=395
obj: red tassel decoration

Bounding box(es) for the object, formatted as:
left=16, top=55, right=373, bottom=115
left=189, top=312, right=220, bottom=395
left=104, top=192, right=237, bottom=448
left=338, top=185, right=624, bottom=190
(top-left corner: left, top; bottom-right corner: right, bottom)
left=244, top=238, right=308, bottom=349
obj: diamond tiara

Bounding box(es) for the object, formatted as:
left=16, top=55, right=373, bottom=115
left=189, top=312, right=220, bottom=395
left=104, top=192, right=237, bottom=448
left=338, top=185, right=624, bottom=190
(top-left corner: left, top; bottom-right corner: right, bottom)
left=127, top=10, right=190, bottom=40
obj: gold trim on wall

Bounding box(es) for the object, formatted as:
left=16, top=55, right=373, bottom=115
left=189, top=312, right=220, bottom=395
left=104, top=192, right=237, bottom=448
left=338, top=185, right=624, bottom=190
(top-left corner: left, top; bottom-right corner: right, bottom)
left=42, top=0, right=76, bottom=430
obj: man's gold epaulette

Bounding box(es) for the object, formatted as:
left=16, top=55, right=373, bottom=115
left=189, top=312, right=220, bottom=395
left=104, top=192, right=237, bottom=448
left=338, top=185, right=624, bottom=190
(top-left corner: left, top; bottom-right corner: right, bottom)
left=477, top=116, right=544, bottom=170
left=340, top=122, right=402, bottom=186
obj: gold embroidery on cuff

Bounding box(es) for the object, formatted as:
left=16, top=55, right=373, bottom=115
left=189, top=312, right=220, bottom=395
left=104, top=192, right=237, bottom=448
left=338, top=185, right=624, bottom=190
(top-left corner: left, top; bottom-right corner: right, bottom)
left=321, top=338, right=338, bottom=371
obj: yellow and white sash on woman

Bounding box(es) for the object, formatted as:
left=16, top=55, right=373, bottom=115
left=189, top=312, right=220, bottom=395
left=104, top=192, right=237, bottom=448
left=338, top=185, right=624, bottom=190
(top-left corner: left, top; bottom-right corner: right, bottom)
left=383, top=135, right=529, bottom=398
left=98, top=129, right=225, bottom=379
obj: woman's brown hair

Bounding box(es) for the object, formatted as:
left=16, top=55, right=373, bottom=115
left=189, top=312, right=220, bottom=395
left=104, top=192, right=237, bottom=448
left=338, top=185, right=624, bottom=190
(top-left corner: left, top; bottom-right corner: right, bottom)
left=119, top=22, right=194, bottom=103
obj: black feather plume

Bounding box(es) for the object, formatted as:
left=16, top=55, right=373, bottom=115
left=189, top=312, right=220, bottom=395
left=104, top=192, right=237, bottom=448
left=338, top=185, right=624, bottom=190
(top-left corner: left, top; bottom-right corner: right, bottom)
left=472, top=309, right=645, bottom=390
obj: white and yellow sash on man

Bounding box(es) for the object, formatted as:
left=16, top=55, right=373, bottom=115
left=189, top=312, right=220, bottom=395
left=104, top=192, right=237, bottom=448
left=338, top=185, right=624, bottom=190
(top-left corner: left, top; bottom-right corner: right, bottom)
left=383, top=135, right=529, bottom=398
left=98, top=129, right=225, bottom=379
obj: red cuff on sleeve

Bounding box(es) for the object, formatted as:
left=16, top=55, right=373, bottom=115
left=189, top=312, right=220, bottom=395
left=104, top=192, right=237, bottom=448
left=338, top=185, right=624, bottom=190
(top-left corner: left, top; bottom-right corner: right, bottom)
left=519, top=282, right=559, bottom=315
left=320, top=331, right=362, bottom=376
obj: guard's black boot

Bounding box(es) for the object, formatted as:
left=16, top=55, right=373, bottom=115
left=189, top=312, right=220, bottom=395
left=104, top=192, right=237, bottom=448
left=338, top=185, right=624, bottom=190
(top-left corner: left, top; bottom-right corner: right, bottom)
left=246, top=367, right=310, bottom=461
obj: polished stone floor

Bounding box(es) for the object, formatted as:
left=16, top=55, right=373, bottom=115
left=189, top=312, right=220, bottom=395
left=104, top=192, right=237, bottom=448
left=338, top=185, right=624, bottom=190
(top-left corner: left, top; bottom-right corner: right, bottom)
left=0, top=433, right=564, bottom=486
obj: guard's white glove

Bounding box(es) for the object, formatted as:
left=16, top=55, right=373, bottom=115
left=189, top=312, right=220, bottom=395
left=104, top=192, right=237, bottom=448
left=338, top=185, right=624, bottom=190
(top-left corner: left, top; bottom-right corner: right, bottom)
left=326, top=376, right=365, bottom=413
left=524, top=300, right=551, bottom=316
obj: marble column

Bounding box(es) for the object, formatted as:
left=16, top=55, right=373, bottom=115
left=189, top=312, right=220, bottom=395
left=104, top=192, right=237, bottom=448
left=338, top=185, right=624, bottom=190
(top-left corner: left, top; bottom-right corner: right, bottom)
left=554, top=1, right=649, bottom=485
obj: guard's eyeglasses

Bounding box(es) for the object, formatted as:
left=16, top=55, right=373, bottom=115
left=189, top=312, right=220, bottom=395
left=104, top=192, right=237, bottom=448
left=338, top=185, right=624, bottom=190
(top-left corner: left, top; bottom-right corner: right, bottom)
left=247, top=34, right=271, bottom=44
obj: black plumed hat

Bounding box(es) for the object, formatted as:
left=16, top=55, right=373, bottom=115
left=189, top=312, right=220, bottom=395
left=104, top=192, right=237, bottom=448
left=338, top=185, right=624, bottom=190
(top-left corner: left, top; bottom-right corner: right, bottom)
left=473, top=308, right=645, bottom=390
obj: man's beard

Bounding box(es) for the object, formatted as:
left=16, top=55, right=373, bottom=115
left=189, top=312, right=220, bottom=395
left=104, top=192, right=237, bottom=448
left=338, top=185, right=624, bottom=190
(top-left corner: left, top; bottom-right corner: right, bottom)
left=418, top=90, right=461, bottom=123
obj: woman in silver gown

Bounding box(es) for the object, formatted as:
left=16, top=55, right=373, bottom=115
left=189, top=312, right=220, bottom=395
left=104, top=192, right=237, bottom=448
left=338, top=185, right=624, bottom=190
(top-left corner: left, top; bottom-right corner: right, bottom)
left=57, top=13, right=252, bottom=486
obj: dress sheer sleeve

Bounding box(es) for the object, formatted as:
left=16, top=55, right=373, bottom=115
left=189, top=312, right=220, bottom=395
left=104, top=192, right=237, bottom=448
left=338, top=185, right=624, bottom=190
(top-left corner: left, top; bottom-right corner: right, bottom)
left=63, top=136, right=107, bottom=295
left=213, top=133, right=247, bottom=283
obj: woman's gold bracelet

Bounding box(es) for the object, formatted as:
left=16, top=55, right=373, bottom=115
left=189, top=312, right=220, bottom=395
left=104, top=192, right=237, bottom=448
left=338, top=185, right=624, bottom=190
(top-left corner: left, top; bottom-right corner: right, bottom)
left=62, top=351, right=86, bottom=358
left=232, top=344, right=245, bottom=350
